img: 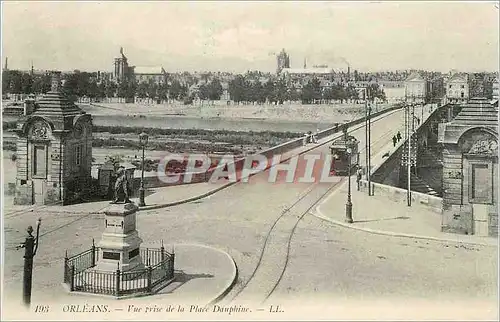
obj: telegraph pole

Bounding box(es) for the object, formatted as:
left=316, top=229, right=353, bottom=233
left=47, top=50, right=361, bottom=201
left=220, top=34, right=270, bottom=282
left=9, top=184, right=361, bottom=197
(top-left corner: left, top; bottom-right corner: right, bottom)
left=364, top=88, right=368, bottom=179
left=406, top=104, right=412, bottom=207
left=367, top=98, right=372, bottom=196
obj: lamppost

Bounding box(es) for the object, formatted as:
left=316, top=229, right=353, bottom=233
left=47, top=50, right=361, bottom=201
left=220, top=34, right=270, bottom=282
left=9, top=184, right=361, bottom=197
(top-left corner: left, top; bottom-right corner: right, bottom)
left=138, top=132, right=149, bottom=207
left=345, top=138, right=355, bottom=223
left=17, top=218, right=41, bottom=308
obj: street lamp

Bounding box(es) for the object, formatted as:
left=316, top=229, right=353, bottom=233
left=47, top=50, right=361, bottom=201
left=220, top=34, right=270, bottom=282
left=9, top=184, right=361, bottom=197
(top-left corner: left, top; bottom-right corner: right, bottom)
left=138, top=132, right=149, bottom=207
left=17, top=218, right=41, bottom=308
left=345, top=138, right=355, bottom=223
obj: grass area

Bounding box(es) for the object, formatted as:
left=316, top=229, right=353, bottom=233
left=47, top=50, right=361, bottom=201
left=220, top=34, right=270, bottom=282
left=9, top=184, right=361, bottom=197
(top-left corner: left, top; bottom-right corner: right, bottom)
left=3, top=121, right=301, bottom=154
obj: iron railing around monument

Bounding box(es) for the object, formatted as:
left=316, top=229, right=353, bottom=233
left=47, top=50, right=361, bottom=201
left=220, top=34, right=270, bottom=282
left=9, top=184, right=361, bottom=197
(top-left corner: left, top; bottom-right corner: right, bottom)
left=63, top=242, right=175, bottom=297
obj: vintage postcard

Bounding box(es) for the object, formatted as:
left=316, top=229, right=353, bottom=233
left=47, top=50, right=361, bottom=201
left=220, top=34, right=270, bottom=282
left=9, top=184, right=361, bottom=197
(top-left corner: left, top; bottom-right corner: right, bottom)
left=1, top=1, right=498, bottom=321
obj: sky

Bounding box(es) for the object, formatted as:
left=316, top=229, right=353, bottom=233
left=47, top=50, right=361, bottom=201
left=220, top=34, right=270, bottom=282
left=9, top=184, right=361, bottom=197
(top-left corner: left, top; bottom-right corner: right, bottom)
left=2, top=1, right=499, bottom=74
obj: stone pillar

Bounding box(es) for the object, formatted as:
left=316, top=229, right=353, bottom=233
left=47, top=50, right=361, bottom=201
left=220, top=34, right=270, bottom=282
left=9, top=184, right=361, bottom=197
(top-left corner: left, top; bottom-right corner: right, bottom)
left=96, top=203, right=144, bottom=273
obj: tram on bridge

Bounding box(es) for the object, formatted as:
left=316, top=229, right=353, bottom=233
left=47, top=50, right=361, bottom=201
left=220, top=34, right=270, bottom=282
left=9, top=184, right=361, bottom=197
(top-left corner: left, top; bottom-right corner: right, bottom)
left=329, top=135, right=360, bottom=176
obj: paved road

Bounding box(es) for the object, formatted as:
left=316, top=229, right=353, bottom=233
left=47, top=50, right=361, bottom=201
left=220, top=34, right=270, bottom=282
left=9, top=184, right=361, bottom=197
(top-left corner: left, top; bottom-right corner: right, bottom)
left=3, top=108, right=497, bottom=318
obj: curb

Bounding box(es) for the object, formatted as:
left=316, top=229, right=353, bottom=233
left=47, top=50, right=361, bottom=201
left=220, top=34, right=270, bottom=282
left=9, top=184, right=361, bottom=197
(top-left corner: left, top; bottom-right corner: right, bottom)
left=313, top=203, right=497, bottom=248
left=206, top=247, right=239, bottom=306
left=139, top=181, right=238, bottom=211
left=137, top=108, right=402, bottom=212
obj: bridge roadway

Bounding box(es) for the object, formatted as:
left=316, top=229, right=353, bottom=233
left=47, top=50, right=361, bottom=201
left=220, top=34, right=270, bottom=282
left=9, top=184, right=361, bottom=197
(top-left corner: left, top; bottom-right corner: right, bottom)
left=3, top=107, right=496, bottom=318
left=141, top=106, right=495, bottom=312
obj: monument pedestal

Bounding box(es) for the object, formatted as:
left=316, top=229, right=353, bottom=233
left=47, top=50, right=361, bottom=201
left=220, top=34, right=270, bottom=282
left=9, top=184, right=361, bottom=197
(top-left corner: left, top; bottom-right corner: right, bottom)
left=96, top=202, right=145, bottom=274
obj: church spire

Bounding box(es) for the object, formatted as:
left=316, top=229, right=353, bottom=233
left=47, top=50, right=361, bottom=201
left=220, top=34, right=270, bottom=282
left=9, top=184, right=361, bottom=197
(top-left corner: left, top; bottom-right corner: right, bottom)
left=4, top=57, right=8, bottom=71
left=303, top=57, right=307, bottom=69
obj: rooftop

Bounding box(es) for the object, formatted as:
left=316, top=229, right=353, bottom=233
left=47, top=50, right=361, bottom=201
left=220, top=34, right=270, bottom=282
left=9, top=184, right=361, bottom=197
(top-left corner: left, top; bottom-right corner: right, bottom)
left=134, top=66, right=166, bottom=75
left=281, top=68, right=334, bottom=75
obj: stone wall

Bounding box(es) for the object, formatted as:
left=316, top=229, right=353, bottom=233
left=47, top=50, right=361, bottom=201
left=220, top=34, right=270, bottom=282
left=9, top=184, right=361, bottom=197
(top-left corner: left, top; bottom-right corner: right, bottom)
left=359, top=180, right=443, bottom=214
left=441, top=144, right=463, bottom=206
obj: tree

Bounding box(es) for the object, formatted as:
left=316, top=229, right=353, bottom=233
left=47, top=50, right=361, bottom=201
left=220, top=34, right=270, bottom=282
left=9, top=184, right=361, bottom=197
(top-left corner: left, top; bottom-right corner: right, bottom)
left=228, top=76, right=246, bottom=103
left=105, top=81, right=117, bottom=99
left=301, top=81, right=315, bottom=104
left=157, top=82, right=169, bottom=103
left=87, top=80, right=99, bottom=102
left=273, top=78, right=287, bottom=104
left=264, top=80, right=276, bottom=103
left=207, top=78, right=223, bottom=101
left=96, top=81, right=106, bottom=102
left=32, top=74, right=51, bottom=94
left=136, top=82, right=149, bottom=100
left=117, top=81, right=128, bottom=102
left=367, top=83, right=386, bottom=102
left=346, top=84, right=359, bottom=102
left=146, top=80, right=158, bottom=103
left=169, top=80, right=183, bottom=101
left=62, top=73, right=79, bottom=102
left=20, top=73, right=33, bottom=94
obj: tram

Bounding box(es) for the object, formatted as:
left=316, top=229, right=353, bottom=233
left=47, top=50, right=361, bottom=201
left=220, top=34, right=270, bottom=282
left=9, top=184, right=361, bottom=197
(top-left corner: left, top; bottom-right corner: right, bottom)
left=329, top=135, right=360, bottom=176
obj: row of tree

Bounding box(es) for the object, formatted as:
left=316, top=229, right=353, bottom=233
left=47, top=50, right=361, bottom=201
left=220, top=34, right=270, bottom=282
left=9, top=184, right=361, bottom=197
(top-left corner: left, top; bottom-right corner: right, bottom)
left=228, top=77, right=386, bottom=104
left=2, top=70, right=385, bottom=105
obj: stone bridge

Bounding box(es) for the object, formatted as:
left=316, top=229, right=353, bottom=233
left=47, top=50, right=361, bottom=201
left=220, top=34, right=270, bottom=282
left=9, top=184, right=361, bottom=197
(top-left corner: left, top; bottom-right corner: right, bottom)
left=366, top=98, right=498, bottom=237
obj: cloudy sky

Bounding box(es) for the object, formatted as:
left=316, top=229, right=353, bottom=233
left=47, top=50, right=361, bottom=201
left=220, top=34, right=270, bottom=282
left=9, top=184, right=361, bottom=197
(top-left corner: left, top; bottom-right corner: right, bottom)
left=2, top=1, right=499, bottom=73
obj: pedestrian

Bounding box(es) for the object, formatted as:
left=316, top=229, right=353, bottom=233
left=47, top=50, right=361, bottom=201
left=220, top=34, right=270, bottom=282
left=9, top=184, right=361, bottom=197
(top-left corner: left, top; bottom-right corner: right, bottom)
left=392, top=135, right=397, bottom=147
left=397, top=131, right=402, bottom=142
left=356, top=167, right=363, bottom=191
left=417, top=117, right=420, bottom=125
left=312, top=129, right=319, bottom=143
left=303, top=133, right=309, bottom=146
left=307, top=131, right=313, bottom=144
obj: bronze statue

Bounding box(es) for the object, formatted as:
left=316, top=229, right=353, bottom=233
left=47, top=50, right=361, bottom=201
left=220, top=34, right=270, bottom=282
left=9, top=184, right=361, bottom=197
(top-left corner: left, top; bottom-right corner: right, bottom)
left=111, top=167, right=132, bottom=204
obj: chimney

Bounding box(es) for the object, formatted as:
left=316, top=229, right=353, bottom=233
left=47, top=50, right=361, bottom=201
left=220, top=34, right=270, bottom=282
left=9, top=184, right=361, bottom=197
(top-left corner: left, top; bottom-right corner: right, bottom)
left=50, top=71, right=62, bottom=92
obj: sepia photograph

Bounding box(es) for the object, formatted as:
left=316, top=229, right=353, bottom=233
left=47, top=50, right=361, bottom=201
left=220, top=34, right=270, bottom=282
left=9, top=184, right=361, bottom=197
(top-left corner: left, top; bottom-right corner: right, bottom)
left=1, top=1, right=499, bottom=320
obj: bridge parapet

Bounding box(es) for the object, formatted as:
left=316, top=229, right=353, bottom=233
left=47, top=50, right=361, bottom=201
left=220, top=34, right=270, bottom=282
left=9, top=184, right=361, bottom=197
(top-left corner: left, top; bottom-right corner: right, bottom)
left=370, top=103, right=453, bottom=196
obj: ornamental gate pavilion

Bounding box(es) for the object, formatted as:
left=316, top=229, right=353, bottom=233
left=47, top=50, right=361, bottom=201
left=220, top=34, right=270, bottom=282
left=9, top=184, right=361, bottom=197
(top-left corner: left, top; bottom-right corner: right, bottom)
left=14, top=72, right=93, bottom=205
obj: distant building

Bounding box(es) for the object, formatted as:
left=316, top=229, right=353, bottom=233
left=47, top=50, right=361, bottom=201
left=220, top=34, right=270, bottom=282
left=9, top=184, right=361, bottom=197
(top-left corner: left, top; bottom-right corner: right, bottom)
left=280, top=67, right=335, bottom=77
left=445, top=73, right=469, bottom=104
left=134, top=66, right=167, bottom=84
left=276, top=49, right=290, bottom=74
left=404, top=71, right=428, bottom=103
left=378, top=81, right=406, bottom=103
left=113, top=47, right=134, bottom=83
left=428, top=76, right=445, bottom=104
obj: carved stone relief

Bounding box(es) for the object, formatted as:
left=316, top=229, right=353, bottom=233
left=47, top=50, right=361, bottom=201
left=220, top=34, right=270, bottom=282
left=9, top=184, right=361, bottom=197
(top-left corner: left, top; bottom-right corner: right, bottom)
left=468, top=139, right=498, bottom=155
left=29, top=121, right=50, bottom=140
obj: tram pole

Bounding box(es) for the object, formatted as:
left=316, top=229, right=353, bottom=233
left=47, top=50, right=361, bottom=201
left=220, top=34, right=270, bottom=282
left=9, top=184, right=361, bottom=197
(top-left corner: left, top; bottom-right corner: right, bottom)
left=367, top=98, right=372, bottom=196
left=407, top=104, right=412, bottom=207
left=364, top=88, right=368, bottom=181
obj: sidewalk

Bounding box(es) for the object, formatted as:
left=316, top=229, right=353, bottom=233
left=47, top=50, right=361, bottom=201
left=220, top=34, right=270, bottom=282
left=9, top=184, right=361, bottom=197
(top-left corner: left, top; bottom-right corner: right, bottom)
left=3, top=180, right=230, bottom=215
left=316, top=105, right=498, bottom=247
left=314, top=182, right=497, bottom=247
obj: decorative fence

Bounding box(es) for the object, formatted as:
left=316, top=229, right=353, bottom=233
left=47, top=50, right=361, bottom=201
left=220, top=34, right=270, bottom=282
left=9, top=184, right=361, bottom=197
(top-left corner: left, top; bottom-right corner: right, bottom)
left=63, top=243, right=175, bottom=297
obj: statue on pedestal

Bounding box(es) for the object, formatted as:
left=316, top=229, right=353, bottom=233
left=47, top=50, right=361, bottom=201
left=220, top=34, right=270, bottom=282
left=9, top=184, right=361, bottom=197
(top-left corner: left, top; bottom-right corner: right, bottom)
left=112, top=167, right=132, bottom=204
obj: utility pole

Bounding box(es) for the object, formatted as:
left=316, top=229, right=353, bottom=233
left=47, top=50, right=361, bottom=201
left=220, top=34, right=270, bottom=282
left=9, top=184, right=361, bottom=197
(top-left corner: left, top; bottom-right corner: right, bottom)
left=367, top=97, right=372, bottom=196
left=406, top=104, right=412, bottom=207
left=364, top=88, right=368, bottom=179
